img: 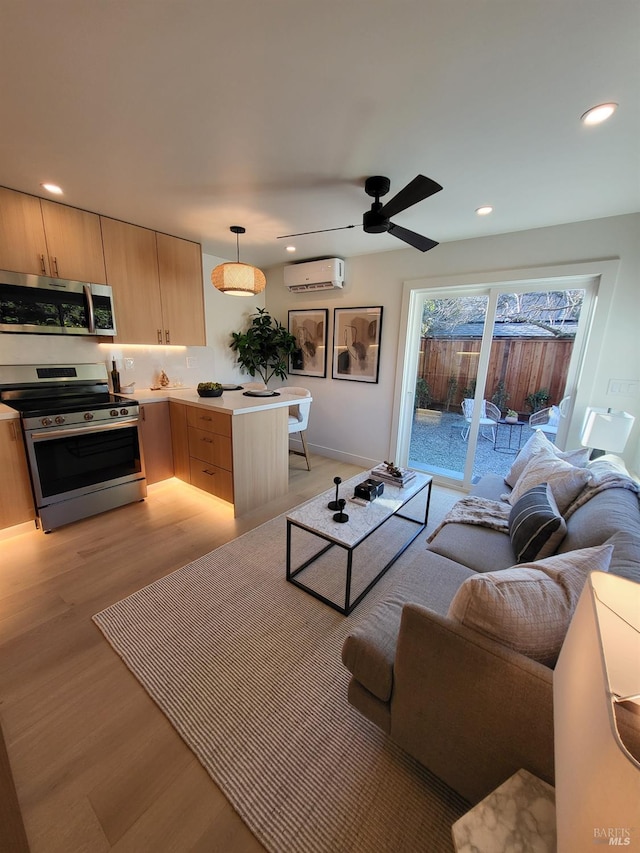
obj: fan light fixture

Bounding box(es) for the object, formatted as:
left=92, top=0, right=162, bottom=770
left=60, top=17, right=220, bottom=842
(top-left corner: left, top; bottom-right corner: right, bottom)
left=581, top=102, right=618, bottom=125
left=211, top=226, right=266, bottom=297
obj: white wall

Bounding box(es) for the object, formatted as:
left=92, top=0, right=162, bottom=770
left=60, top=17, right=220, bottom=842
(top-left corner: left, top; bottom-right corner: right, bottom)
left=264, top=214, right=640, bottom=474
left=0, top=252, right=265, bottom=391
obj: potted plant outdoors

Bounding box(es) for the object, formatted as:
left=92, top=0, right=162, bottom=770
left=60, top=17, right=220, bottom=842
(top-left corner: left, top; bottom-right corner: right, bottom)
left=505, top=408, right=519, bottom=423
left=230, top=308, right=298, bottom=387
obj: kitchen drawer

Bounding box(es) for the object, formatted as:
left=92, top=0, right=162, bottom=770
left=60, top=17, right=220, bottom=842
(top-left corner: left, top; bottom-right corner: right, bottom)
left=189, top=458, right=234, bottom=504
left=188, top=426, right=232, bottom=471
left=186, top=407, right=231, bottom=437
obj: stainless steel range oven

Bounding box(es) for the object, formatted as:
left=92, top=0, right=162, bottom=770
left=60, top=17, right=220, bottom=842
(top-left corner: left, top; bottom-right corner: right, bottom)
left=0, top=363, right=146, bottom=532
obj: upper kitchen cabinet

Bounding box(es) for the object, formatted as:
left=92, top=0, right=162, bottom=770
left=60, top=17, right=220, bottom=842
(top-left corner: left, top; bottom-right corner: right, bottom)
left=101, top=217, right=164, bottom=343
left=102, top=216, right=205, bottom=346
left=39, top=199, right=107, bottom=283
left=156, top=232, right=205, bottom=346
left=0, top=187, right=106, bottom=282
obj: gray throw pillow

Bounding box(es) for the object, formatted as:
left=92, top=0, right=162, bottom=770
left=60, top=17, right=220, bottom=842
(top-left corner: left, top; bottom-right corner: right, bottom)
left=509, top=482, right=567, bottom=563
left=447, top=545, right=613, bottom=667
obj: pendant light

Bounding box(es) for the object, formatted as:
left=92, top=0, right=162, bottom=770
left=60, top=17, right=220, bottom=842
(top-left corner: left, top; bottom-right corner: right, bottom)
left=211, top=226, right=266, bottom=297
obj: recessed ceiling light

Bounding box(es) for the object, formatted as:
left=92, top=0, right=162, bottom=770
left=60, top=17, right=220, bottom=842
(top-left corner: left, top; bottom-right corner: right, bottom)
left=40, top=182, right=63, bottom=195
left=475, top=206, right=493, bottom=216
left=286, top=245, right=296, bottom=253
left=580, top=103, right=618, bottom=126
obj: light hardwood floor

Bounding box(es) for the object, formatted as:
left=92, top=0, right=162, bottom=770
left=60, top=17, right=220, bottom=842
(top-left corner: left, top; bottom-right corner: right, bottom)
left=0, top=455, right=365, bottom=853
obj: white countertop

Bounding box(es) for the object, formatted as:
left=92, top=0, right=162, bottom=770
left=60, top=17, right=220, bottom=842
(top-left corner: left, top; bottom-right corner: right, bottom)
left=0, top=387, right=309, bottom=420
left=126, top=387, right=311, bottom=415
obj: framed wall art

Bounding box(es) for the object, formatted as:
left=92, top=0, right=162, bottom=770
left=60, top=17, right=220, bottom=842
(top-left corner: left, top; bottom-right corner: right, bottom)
left=332, top=306, right=383, bottom=383
left=288, top=308, right=328, bottom=378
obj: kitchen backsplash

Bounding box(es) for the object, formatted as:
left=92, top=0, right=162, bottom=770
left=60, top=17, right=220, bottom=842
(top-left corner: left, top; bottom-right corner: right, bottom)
left=0, top=334, right=245, bottom=391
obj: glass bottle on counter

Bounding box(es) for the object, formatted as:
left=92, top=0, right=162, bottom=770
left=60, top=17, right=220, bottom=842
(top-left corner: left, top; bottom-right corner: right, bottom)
left=111, top=359, right=121, bottom=393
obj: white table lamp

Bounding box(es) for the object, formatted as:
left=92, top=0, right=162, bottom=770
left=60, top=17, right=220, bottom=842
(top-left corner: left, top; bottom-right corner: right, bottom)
left=580, top=408, right=635, bottom=456
left=554, top=571, right=640, bottom=852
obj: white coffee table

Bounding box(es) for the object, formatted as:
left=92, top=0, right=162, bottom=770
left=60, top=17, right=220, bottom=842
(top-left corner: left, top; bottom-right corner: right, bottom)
left=286, top=471, right=432, bottom=614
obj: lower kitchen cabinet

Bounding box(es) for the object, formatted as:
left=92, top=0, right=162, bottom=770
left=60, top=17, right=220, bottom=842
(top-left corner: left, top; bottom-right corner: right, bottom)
left=139, top=402, right=174, bottom=485
left=0, top=419, right=35, bottom=529
left=170, top=401, right=234, bottom=503
left=169, top=400, right=289, bottom=516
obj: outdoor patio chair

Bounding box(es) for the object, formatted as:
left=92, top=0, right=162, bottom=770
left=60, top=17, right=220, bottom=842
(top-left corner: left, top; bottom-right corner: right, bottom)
left=461, top=398, right=500, bottom=441
left=529, top=404, right=561, bottom=438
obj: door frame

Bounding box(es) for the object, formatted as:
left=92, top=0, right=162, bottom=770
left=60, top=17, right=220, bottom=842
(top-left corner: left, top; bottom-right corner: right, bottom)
left=390, top=259, right=620, bottom=490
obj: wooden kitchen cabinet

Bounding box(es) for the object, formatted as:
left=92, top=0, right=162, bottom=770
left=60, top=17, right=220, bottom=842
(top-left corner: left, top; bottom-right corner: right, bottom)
left=168, top=400, right=288, bottom=516
left=102, top=217, right=205, bottom=346
left=0, top=187, right=48, bottom=276
left=101, top=217, right=164, bottom=343
left=156, top=232, right=205, bottom=346
left=139, top=402, right=174, bottom=485
left=39, top=199, right=107, bottom=283
left=0, top=186, right=106, bottom=282
left=170, top=402, right=234, bottom=505
left=0, top=419, right=35, bottom=530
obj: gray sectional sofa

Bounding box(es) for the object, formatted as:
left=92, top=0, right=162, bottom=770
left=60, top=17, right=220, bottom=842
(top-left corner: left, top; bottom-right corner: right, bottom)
left=342, top=440, right=640, bottom=804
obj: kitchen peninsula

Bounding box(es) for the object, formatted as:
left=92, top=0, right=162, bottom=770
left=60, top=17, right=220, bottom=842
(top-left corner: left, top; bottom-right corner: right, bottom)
left=133, top=387, right=309, bottom=517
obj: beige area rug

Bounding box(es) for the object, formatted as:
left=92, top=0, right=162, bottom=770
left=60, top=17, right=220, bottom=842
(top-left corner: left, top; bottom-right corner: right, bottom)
left=93, top=484, right=467, bottom=853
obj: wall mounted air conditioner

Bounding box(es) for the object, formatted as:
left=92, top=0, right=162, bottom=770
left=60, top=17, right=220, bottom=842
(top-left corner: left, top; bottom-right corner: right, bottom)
left=284, top=258, right=344, bottom=292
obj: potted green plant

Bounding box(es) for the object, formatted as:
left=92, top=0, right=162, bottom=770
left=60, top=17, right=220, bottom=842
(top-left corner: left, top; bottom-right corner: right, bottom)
left=230, top=308, right=298, bottom=386
left=505, top=408, right=519, bottom=423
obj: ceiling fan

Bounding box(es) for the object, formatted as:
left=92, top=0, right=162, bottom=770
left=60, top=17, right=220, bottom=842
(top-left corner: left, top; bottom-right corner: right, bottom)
left=278, top=174, right=443, bottom=252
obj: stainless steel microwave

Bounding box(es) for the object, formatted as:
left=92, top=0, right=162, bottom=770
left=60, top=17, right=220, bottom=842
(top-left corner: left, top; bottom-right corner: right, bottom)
left=0, top=270, right=117, bottom=335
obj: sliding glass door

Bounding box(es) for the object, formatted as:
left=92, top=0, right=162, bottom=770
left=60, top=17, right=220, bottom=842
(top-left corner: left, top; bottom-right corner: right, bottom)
left=398, top=279, right=593, bottom=489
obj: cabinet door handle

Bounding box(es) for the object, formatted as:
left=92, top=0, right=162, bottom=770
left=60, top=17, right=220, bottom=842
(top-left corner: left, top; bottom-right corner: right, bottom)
left=39, top=254, right=47, bottom=275
left=157, top=329, right=163, bottom=344
left=141, top=406, right=146, bottom=422
left=165, top=329, right=170, bottom=344
left=203, top=469, right=215, bottom=476
left=52, top=256, right=59, bottom=277
left=9, top=421, right=18, bottom=441
left=201, top=437, right=213, bottom=443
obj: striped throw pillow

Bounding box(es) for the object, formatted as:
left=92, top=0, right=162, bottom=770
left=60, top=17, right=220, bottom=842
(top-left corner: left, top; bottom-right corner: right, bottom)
left=509, top=482, right=567, bottom=563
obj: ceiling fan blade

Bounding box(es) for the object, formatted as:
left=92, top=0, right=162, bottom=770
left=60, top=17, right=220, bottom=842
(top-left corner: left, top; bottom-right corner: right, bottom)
left=277, top=224, right=357, bottom=239
left=387, top=222, right=439, bottom=252
left=378, top=175, right=443, bottom=219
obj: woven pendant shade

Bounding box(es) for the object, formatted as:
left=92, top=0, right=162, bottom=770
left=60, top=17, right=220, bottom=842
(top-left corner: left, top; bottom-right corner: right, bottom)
left=211, top=226, right=266, bottom=297
left=211, top=262, right=266, bottom=296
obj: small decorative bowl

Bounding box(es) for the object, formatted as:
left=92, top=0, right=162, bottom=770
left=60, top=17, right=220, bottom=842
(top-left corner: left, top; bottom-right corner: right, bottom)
left=197, top=387, right=223, bottom=397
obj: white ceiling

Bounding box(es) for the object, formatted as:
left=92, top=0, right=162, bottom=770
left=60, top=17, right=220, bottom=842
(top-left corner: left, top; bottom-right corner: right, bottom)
left=2, top=1, right=639, bottom=269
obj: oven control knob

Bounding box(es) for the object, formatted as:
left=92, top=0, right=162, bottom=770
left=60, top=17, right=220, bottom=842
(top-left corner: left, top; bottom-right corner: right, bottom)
left=84, top=412, right=94, bottom=421
left=110, top=409, right=119, bottom=417
left=42, top=417, right=53, bottom=426
left=55, top=416, right=65, bottom=425
left=120, top=408, right=129, bottom=416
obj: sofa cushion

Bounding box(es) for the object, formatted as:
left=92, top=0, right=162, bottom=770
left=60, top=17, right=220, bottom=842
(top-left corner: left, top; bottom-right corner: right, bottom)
left=506, top=447, right=592, bottom=514
left=447, top=544, right=613, bottom=667
left=509, top=482, right=567, bottom=562
left=427, top=522, right=516, bottom=573
left=342, top=552, right=474, bottom=702
left=559, top=487, right=640, bottom=582
left=504, top=430, right=590, bottom=488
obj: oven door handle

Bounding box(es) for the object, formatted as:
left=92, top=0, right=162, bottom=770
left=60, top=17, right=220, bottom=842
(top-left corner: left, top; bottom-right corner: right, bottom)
left=30, top=418, right=139, bottom=442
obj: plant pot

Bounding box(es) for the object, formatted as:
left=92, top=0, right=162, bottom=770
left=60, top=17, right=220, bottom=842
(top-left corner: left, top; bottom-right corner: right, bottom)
left=505, top=416, right=518, bottom=423
left=197, top=388, right=223, bottom=397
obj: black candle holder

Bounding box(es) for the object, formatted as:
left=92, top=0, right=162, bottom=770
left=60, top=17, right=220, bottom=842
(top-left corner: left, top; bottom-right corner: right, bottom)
left=327, top=476, right=342, bottom=511
left=333, top=498, right=349, bottom=523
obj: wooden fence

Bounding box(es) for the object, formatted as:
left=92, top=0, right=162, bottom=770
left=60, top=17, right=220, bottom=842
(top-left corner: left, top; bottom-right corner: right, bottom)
left=417, top=337, right=573, bottom=413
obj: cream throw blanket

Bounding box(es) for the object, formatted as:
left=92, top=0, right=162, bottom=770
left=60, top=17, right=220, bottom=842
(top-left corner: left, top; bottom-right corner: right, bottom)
left=426, top=495, right=511, bottom=543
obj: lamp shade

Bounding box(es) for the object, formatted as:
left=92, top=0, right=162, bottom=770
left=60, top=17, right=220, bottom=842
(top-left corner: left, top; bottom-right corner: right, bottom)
left=554, top=572, right=640, bottom=852
left=580, top=408, right=635, bottom=453
left=211, top=262, right=266, bottom=297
